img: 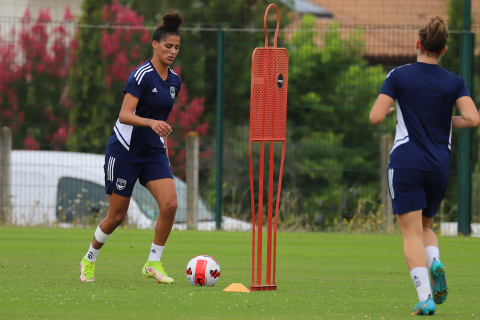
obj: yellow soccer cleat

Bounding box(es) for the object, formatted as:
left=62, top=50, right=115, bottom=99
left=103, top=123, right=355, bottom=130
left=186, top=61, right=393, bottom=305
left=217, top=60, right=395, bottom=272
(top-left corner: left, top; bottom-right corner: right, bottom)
left=80, top=257, right=95, bottom=282
left=142, top=260, right=174, bottom=284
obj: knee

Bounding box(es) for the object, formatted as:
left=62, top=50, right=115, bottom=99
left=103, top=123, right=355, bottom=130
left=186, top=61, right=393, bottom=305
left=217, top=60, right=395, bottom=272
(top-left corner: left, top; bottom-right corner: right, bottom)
left=161, top=198, right=178, bottom=216
left=114, top=214, right=126, bottom=225
left=109, top=207, right=127, bottom=225
left=166, top=199, right=178, bottom=213
left=403, top=227, right=424, bottom=240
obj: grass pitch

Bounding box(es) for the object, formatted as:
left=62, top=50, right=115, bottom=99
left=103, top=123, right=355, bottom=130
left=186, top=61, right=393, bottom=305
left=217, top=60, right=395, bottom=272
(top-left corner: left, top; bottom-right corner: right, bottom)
left=0, top=227, right=479, bottom=319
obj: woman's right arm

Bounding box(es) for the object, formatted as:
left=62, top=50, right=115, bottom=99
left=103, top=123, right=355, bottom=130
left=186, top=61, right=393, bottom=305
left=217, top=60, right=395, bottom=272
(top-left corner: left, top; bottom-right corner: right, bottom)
left=118, top=93, right=172, bottom=137
left=452, top=96, right=480, bottom=129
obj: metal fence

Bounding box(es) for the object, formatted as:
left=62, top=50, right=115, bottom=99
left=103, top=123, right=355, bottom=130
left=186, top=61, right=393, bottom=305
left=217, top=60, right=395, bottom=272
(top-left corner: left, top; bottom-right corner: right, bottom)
left=0, top=15, right=479, bottom=234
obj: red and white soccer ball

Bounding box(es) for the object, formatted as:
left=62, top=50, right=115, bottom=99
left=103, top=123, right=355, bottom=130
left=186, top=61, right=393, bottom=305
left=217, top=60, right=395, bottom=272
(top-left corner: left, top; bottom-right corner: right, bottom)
left=186, top=255, right=220, bottom=286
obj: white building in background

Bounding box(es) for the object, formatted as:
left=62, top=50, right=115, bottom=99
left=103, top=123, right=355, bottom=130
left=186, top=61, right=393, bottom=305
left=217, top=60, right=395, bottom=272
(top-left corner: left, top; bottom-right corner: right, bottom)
left=0, top=0, right=82, bottom=21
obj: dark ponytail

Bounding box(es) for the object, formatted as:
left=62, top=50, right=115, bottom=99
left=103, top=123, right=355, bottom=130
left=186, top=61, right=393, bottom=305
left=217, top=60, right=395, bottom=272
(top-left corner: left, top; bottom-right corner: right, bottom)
left=418, top=16, right=448, bottom=57
left=152, top=12, right=183, bottom=42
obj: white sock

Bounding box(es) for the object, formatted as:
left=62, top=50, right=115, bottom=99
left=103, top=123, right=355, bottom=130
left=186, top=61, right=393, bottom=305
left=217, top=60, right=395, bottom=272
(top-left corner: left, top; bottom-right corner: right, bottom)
left=85, top=245, right=100, bottom=262
left=148, top=243, right=164, bottom=261
left=410, top=267, right=432, bottom=301
left=425, top=246, right=440, bottom=269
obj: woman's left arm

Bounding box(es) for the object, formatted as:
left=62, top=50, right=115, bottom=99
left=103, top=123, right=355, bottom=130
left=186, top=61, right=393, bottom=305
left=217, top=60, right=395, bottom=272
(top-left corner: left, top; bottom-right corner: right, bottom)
left=452, top=96, right=480, bottom=129
left=369, top=94, right=395, bottom=125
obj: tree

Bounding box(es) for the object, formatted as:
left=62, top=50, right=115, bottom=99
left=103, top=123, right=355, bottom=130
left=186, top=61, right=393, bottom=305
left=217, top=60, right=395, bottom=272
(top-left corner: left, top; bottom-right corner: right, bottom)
left=285, top=15, right=388, bottom=222
left=441, top=0, right=463, bottom=73
left=67, top=0, right=150, bottom=154
left=166, top=67, right=211, bottom=180
left=0, top=7, right=76, bottom=150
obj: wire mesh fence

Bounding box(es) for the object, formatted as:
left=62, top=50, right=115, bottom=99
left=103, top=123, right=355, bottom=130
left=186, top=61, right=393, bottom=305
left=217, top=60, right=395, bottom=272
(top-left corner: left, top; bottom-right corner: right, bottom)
left=1, top=12, right=479, bottom=233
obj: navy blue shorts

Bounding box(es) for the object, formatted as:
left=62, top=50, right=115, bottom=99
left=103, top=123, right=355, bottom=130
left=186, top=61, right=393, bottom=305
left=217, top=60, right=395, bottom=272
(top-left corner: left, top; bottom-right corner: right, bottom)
left=387, top=168, right=448, bottom=218
left=104, top=153, right=173, bottom=197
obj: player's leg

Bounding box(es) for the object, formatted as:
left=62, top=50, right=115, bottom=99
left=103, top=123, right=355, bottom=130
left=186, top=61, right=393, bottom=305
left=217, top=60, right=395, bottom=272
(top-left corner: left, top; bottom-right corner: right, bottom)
left=422, top=216, right=440, bottom=272
left=389, top=168, right=434, bottom=315
left=141, top=178, right=177, bottom=283
left=139, top=154, right=176, bottom=284
left=147, top=178, right=177, bottom=246
left=423, top=216, right=447, bottom=304
left=423, top=172, right=449, bottom=304
left=80, top=192, right=130, bottom=282
left=396, top=211, right=435, bottom=315
left=92, top=192, right=131, bottom=250
left=80, top=155, right=138, bottom=282
left=396, top=210, right=428, bottom=270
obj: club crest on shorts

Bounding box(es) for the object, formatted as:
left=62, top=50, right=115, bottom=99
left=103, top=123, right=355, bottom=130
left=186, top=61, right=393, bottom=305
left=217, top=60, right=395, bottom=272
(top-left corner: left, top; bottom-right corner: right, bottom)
left=116, top=178, right=126, bottom=190
left=170, top=86, right=175, bottom=99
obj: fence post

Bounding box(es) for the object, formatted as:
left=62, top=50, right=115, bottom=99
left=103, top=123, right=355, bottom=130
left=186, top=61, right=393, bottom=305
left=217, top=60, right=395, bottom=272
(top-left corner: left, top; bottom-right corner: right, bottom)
left=0, top=127, right=12, bottom=223
left=215, top=28, right=224, bottom=230
left=186, top=132, right=199, bottom=230
left=380, top=134, right=393, bottom=232
left=458, top=0, right=473, bottom=236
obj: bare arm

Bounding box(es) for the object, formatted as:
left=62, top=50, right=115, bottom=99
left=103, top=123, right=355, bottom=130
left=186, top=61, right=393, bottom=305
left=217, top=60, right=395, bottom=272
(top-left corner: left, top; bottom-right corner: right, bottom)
left=369, top=94, right=395, bottom=125
left=452, top=96, right=480, bottom=129
left=118, top=93, right=172, bottom=137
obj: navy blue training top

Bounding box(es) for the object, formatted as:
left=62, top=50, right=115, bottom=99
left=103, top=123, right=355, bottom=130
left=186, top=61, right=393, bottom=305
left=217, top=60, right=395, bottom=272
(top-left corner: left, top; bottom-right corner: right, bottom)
left=380, top=62, right=470, bottom=175
left=105, top=61, right=181, bottom=163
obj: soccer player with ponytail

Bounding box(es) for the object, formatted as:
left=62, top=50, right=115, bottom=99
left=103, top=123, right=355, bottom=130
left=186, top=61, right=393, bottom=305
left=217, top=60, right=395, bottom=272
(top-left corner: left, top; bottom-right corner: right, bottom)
left=80, top=13, right=184, bottom=284
left=370, top=16, right=479, bottom=315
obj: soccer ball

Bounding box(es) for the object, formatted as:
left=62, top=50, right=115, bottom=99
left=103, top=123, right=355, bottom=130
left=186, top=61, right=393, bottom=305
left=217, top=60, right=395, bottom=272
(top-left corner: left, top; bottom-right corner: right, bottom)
left=186, top=255, right=220, bottom=286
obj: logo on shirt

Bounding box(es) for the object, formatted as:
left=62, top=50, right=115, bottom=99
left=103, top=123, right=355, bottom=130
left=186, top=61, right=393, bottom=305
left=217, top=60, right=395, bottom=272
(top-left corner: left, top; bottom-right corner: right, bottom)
left=116, top=178, right=126, bottom=190
left=170, top=86, right=175, bottom=99
left=152, top=87, right=158, bottom=93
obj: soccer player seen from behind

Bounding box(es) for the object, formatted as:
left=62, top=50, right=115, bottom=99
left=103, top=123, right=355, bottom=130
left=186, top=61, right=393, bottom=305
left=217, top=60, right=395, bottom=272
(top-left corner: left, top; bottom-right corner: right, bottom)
left=80, top=13, right=184, bottom=284
left=369, top=16, right=479, bottom=316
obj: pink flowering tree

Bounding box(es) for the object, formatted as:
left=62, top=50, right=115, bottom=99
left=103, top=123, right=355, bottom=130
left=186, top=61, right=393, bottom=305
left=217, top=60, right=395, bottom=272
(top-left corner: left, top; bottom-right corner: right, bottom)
left=66, top=0, right=151, bottom=153
left=167, top=67, right=211, bottom=179
left=101, top=1, right=150, bottom=88
left=0, top=1, right=211, bottom=176
left=0, top=7, right=76, bottom=150
left=67, top=0, right=210, bottom=176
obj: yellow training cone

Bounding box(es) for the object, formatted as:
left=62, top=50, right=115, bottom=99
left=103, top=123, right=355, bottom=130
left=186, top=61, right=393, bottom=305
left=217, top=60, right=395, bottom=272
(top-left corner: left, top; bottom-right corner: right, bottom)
left=223, top=283, right=250, bottom=292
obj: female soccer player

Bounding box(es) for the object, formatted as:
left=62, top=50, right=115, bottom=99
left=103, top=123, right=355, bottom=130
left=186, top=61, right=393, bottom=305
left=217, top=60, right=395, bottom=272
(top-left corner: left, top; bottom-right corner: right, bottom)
left=79, top=13, right=184, bottom=284
left=369, top=16, right=479, bottom=315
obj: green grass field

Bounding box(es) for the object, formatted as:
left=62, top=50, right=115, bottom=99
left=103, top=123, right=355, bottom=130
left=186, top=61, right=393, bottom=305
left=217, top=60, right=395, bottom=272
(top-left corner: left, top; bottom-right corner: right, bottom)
left=0, top=228, right=479, bottom=319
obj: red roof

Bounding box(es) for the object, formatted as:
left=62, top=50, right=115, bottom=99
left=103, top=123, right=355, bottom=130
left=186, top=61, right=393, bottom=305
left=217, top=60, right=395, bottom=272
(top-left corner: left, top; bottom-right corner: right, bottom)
left=305, top=0, right=480, bottom=57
